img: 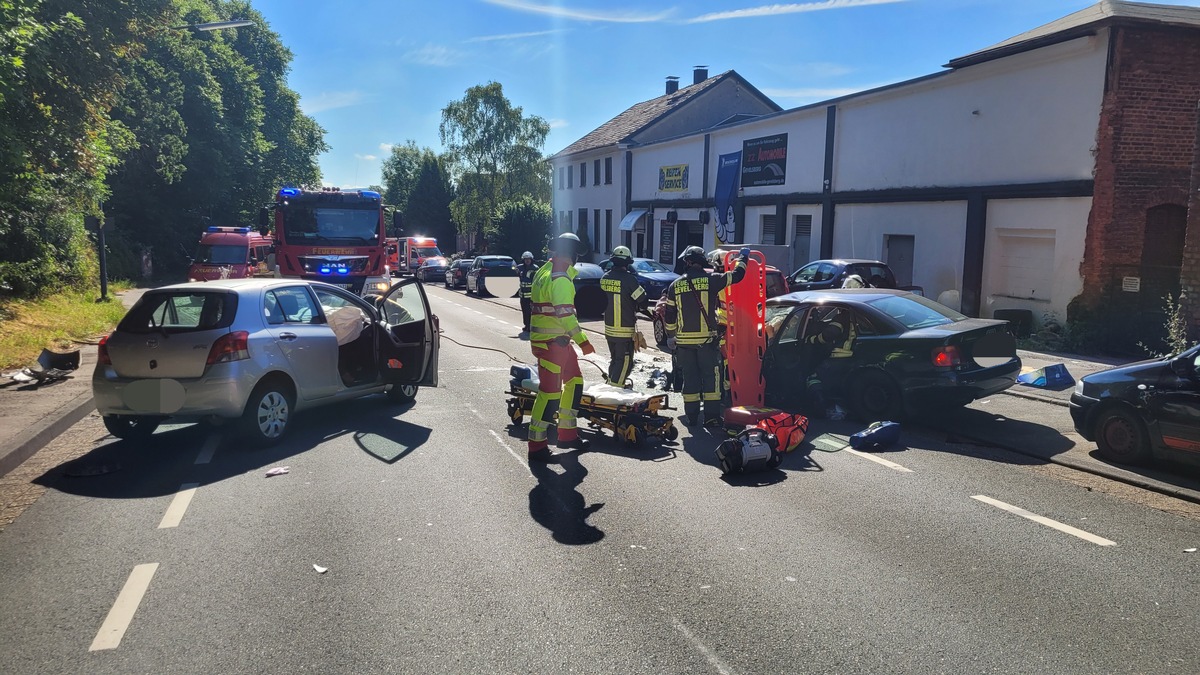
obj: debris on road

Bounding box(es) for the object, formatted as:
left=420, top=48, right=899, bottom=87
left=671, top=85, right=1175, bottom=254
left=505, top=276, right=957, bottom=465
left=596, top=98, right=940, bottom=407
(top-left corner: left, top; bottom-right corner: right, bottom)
left=313, top=564, right=328, bottom=574
left=265, top=466, right=290, bottom=477
left=1186, top=548, right=1197, bottom=553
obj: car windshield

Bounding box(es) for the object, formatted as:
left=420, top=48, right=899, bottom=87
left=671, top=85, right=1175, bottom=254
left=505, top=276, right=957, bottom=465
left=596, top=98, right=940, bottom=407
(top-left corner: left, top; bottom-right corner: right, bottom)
left=867, top=294, right=966, bottom=330
left=280, top=205, right=380, bottom=244
left=633, top=260, right=670, bottom=273
left=120, top=291, right=236, bottom=334
left=193, top=244, right=247, bottom=265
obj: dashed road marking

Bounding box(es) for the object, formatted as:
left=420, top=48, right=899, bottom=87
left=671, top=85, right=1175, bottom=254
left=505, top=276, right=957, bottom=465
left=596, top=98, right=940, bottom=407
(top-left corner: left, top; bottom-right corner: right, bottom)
left=157, top=483, right=200, bottom=529
left=844, top=447, right=913, bottom=473
left=194, top=434, right=219, bottom=465
left=971, top=494, right=1117, bottom=547
left=489, top=429, right=531, bottom=474
left=89, top=563, right=159, bottom=651
left=672, top=617, right=735, bottom=675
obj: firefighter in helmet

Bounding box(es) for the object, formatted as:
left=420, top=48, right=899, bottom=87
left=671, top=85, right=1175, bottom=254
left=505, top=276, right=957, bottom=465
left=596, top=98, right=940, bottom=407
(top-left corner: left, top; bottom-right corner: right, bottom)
left=517, top=250, right=537, bottom=334
left=527, top=232, right=595, bottom=461
left=601, top=245, right=647, bottom=388
left=662, top=245, right=749, bottom=427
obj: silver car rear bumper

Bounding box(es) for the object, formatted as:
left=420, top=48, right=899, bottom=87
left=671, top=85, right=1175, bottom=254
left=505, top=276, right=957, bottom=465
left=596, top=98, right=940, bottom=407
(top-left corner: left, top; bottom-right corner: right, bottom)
left=92, top=361, right=261, bottom=420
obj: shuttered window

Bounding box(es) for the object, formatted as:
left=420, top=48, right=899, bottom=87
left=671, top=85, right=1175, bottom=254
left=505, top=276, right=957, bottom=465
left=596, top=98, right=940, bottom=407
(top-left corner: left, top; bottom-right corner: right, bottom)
left=793, top=214, right=812, bottom=238
left=761, top=215, right=778, bottom=245
left=593, top=159, right=601, bottom=186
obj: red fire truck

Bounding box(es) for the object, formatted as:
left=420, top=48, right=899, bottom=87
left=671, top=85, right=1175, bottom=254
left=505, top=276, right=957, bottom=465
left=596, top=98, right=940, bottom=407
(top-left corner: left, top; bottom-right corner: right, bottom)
left=260, top=187, right=395, bottom=296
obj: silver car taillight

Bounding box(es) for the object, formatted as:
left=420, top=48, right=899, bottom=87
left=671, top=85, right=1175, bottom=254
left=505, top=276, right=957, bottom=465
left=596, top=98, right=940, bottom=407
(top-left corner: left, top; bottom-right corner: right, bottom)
left=207, top=331, right=250, bottom=366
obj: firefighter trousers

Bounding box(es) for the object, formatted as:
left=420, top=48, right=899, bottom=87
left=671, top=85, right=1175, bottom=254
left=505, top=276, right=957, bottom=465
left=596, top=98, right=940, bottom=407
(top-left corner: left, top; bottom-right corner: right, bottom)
left=676, top=341, right=723, bottom=423
left=519, top=298, right=532, bottom=332
left=606, top=337, right=635, bottom=387
left=528, top=338, right=583, bottom=452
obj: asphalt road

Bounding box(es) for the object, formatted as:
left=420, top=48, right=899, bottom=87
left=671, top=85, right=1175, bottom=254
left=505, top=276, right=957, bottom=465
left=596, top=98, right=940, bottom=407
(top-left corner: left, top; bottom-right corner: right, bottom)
left=2, top=282, right=1199, bottom=674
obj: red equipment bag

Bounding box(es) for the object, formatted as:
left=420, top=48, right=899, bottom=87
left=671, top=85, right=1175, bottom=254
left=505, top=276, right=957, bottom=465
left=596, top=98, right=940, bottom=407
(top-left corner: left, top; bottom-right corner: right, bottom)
left=755, top=412, right=809, bottom=453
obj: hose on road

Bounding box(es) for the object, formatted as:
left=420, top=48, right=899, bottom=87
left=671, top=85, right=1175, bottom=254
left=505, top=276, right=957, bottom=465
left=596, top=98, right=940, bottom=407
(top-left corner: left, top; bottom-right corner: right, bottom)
left=438, top=329, right=609, bottom=377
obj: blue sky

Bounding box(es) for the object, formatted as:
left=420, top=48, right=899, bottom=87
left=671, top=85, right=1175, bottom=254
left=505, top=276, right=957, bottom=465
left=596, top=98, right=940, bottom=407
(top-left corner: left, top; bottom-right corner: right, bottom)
left=250, top=0, right=1200, bottom=188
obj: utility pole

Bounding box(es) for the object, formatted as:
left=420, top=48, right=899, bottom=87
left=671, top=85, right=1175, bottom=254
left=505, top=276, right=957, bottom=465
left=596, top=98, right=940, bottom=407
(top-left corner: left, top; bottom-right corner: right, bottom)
left=85, top=206, right=115, bottom=301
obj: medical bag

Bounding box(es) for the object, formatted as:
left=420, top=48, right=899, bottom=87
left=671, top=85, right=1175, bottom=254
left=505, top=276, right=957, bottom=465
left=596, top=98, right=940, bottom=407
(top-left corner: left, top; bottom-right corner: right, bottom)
left=848, top=421, right=901, bottom=449
left=755, top=412, right=809, bottom=453
left=715, top=428, right=782, bottom=475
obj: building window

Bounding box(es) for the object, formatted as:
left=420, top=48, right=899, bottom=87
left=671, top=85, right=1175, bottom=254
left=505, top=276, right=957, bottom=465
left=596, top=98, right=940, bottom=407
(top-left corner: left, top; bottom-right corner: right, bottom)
left=593, top=209, right=601, bottom=254
left=567, top=165, right=573, bottom=189
left=558, top=167, right=564, bottom=190
left=579, top=162, right=586, bottom=188
left=605, top=210, right=613, bottom=254
left=604, top=157, right=613, bottom=184
left=577, top=208, right=587, bottom=246
left=593, top=159, right=601, bottom=186
left=565, top=210, right=573, bottom=233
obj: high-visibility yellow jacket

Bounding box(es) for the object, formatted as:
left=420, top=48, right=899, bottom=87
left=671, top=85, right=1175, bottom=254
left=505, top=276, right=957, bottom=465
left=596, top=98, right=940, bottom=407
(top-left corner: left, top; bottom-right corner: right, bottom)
left=530, top=262, right=588, bottom=346
left=662, top=260, right=746, bottom=346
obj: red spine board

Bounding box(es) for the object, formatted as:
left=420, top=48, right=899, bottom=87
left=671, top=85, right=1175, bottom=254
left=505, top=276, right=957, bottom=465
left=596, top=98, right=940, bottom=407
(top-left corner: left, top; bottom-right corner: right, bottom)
left=722, top=251, right=767, bottom=409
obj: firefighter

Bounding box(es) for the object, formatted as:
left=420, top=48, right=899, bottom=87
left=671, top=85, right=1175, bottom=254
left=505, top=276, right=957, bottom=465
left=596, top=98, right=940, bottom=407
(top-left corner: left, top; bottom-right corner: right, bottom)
left=517, top=250, right=537, bottom=334
left=600, top=245, right=647, bottom=388
left=527, top=232, right=595, bottom=461
left=662, top=245, right=749, bottom=427
left=804, top=307, right=857, bottom=412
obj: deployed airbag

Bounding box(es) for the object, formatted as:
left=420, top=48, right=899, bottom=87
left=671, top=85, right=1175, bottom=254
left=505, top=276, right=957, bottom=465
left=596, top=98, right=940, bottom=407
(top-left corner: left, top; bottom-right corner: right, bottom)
left=325, top=305, right=367, bottom=346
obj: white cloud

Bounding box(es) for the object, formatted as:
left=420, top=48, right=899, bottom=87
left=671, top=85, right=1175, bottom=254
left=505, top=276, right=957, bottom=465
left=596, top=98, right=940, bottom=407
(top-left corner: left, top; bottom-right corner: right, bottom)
left=465, top=29, right=564, bottom=43
left=686, top=0, right=905, bottom=24
left=354, top=154, right=378, bottom=161
left=548, top=118, right=569, bottom=129
left=379, top=143, right=394, bottom=152
left=761, top=86, right=865, bottom=100
left=300, top=90, right=364, bottom=114
left=483, top=0, right=674, bottom=23
left=403, top=44, right=465, bottom=67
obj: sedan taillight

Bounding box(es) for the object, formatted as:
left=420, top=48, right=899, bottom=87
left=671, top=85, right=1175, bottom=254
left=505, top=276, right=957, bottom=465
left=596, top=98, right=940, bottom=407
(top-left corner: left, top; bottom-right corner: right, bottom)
left=98, top=334, right=112, bottom=366
left=207, top=331, right=250, bottom=366
left=931, top=345, right=962, bottom=368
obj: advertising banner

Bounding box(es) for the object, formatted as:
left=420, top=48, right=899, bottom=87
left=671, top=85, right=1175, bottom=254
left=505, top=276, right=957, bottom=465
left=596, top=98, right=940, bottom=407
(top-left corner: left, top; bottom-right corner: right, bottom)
left=740, top=133, right=788, bottom=188
left=658, top=164, right=689, bottom=192
left=658, top=221, right=675, bottom=265
left=714, top=151, right=741, bottom=244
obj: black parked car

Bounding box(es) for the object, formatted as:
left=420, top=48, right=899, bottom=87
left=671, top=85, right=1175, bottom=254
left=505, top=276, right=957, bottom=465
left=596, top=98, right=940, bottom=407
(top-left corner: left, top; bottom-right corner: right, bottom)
left=444, top=258, right=473, bottom=290
left=598, top=257, right=680, bottom=300
left=416, top=257, right=449, bottom=284
left=466, top=255, right=517, bottom=296
left=761, top=289, right=1020, bottom=420
left=788, top=259, right=899, bottom=292
left=572, top=262, right=605, bottom=318
left=1070, top=345, right=1200, bottom=467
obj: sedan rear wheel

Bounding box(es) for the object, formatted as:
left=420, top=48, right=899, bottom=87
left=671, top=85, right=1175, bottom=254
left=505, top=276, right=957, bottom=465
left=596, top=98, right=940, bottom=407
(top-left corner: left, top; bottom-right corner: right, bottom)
left=848, top=370, right=905, bottom=422
left=242, top=378, right=294, bottom=446
left=103, top=415, right=160, bottom=441
left=1095, top=407, right=1152, bottom=465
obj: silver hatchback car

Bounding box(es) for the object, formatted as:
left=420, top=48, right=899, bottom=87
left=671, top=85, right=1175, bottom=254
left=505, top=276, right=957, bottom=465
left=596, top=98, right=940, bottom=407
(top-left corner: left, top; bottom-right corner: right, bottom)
left=93, top=277, right=440, bottom=445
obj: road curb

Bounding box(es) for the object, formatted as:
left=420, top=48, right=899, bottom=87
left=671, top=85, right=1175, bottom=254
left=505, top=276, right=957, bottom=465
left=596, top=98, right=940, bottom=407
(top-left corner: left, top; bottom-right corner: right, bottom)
left=1000, top=389, right=1070, bottom=408
left=0, top=391, right=95, bottom=478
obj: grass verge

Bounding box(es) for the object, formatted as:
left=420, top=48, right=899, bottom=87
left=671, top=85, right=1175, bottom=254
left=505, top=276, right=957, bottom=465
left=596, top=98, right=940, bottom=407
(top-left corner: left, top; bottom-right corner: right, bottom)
left=0, top=285, right=131, bottom=370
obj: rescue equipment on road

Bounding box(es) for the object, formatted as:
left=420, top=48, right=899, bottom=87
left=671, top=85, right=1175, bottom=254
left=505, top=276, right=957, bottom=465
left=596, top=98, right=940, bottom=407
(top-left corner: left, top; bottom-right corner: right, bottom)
left=849, top=421, right=901, bottom=449
left=715, top=427, right=782, bottom=474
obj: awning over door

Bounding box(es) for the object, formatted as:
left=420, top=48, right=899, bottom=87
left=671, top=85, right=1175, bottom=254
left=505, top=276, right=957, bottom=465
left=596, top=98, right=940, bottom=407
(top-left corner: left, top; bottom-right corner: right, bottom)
left=618, top=208, right=648, bottom=232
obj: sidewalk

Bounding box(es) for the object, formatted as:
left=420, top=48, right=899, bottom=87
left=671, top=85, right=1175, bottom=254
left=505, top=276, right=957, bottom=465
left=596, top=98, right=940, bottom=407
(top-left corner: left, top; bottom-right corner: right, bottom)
left=0, top=288, right=144, bottom=477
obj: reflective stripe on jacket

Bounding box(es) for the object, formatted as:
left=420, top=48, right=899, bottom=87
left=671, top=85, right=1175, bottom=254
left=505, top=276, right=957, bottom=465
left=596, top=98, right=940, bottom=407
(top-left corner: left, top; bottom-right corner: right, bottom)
left=662, top=260, right=746, bottom=346
left=529, top=262, right=587, bottom=346
left=518, top=262, right=537, bottom=299
left=601, top=268, right=647, bottom=338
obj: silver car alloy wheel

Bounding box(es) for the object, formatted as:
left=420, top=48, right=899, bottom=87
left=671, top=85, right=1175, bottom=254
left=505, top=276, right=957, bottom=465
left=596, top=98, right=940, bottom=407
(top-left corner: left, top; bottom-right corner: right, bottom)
left=398, top=384, right=417, bottom=398
left=255, top=391, right=290, bottom=439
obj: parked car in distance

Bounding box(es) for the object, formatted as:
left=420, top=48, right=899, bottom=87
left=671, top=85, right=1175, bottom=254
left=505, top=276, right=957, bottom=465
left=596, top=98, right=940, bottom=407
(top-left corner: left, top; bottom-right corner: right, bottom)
left=571, top=262, right=606, bottom=318
left=416, top=257, right=449, bottom=284
left=465, top=255, right=517, bottom=296
left=445, top=258, right=473, bottom=290
left=1070, top=345, right=1200, bottom=467
left=761, top=289, right=1020, bottom=420
left=93, top=278, right=440, bottom=446
left=788, top=259, right=900, bottom=293
left=598, top=257, right=679, bottom=300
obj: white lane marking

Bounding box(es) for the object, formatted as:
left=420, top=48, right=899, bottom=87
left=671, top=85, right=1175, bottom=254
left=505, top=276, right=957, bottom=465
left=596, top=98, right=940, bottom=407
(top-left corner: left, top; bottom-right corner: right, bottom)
left=157, top=483, right=200, bottom=529
left=843, top=447, right=913, bottom=473
left=672, top=617, right=735, bottom=675
left=468, top=407, right=486, bottom=421
left=194, top=434, right=219, bottom=465
left=971, top=495, right=1117, bottom=547
left=489, top=429, right=532, bottom=475
left=89, top=563, right=159, bottom=651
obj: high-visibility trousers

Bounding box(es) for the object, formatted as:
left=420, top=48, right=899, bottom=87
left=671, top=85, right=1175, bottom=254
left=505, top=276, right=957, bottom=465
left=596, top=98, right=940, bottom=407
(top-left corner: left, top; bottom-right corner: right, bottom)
left=528, top=338, right=583, bottom=452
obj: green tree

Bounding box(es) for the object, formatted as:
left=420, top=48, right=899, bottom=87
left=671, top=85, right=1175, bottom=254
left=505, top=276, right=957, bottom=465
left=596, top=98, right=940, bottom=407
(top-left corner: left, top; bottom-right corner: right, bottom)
left=405, top=152, right=456, bottom=252
left=380, top=140, right=421, bottom=215
left=489, top=197, right=550, bottom=262
left=439, top=82, right=550, bottom=245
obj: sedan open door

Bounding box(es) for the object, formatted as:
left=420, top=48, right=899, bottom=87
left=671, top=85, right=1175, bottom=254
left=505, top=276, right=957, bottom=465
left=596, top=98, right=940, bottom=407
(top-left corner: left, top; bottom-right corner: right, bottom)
left=377, top=278, right=439, bottom=390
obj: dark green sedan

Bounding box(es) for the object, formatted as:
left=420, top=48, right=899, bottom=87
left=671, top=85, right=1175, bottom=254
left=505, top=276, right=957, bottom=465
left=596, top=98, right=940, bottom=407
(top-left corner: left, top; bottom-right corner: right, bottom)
left=761, top=289, right=1020, bottom=420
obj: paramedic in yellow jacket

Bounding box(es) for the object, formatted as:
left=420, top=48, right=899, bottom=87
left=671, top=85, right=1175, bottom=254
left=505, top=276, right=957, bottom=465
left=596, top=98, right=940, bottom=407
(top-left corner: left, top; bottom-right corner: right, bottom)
left=527, top=232, right=595, bottom=462
left=662, top=245, right=748, bottom=427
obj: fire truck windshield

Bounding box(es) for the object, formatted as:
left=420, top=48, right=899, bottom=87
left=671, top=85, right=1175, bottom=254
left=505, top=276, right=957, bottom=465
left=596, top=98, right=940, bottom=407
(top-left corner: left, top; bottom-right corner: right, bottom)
left=281, top=206, right=380, bottom=244
left=195, top=244, right=247, bottom=265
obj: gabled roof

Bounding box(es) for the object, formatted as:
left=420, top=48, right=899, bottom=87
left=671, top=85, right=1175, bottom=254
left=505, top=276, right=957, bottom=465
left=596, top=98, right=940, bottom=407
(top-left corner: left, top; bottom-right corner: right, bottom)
left=949, top=0, right=1200, bottom=69
left=551, top=70, right=780, bottom=159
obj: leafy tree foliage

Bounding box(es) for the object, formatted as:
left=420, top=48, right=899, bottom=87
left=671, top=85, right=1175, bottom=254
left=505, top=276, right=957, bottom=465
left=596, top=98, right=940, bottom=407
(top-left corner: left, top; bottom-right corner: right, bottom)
left=380, top=140, right=421, bottom=216
left=405, top=151, right=456, bottom=253
left=489, top=196, right=550, bottom=262
left=439, top=82, right=550, bottom=245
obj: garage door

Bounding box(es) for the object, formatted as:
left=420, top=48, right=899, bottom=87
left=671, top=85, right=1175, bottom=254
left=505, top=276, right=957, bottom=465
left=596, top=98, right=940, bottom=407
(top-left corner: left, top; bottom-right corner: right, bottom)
left=993, top=229, right=1055, bottom=301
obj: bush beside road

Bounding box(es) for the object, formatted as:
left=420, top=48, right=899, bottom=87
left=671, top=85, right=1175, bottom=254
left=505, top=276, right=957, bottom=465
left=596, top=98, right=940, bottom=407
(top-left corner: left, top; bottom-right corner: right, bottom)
left=0, top=286, right=131, bottom=370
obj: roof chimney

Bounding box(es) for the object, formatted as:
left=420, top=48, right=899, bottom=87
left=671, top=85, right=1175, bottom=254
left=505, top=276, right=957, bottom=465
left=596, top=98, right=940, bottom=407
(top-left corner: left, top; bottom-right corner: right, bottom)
left=665, top=76, right=679, bottom=95
left=693, top=66, right=708, bottom=85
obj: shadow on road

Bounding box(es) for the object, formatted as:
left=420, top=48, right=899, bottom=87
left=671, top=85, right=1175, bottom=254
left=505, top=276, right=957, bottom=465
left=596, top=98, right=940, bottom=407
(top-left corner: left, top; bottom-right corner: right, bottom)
left=34, top=396, right=433, bottom=499
left=529, top=451, right=604, bottom=546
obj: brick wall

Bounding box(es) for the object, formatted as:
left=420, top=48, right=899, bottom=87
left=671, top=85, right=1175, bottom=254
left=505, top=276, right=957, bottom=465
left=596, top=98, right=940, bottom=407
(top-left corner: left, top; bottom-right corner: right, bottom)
left=1079, top=25, right=1200, bottom=302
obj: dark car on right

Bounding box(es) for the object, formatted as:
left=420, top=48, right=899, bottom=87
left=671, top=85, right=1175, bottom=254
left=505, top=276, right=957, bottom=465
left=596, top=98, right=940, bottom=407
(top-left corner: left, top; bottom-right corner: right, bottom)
left=788, top=259, right=898, bottom=292
left=1070, top=345, right=1200, bottom=467
left=444, top=258, right=473, bottom=290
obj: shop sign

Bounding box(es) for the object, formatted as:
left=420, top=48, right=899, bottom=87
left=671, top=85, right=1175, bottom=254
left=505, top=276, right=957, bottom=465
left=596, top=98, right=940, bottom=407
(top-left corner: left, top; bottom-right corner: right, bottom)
left=740, top=133, right=788, bottom=188
left=658, top=164, right=689, bottom=192
left=659, top=221, right=675, bottom=265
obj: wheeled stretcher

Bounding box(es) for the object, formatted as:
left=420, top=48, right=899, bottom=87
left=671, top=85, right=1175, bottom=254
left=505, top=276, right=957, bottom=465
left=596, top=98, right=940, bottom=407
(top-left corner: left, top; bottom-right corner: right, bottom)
left=505, top=365, right=679, bottom=447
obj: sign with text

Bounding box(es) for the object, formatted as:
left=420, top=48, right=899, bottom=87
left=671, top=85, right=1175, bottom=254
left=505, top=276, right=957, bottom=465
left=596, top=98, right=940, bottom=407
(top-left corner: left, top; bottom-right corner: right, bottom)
left=658, top=164, right=689, bottom=192
left=658, top=221, right=675, bottom=265
left=740, top=133, right=788, bottom=188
